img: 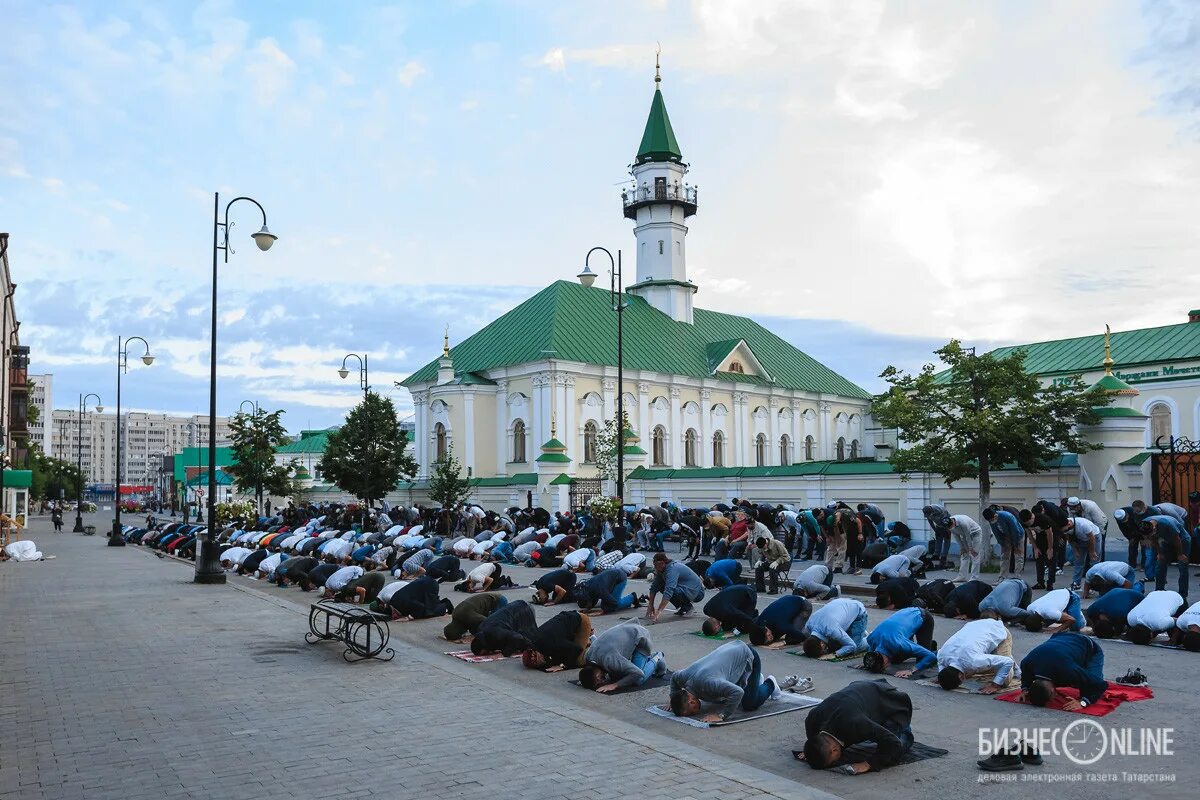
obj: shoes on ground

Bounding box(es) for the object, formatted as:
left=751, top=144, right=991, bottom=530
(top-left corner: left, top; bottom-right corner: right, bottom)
left=977, top=752, right=1024, bottom=772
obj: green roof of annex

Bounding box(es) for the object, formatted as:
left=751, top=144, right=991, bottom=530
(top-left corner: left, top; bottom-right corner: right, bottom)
left=985, top=320, right=1200, bottom=377
left=402, top=281, right=869, bottom=398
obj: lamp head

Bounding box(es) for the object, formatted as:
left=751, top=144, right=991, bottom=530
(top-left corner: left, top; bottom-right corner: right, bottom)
left=576, top=266, right=597, bottom=288
left=337, top=368, right=350, bottom=379
left=252, top=225, right=277, bottom=252
left=141, top=354, right=155, bottom=366
left=95, top=405, right=104, bottom=413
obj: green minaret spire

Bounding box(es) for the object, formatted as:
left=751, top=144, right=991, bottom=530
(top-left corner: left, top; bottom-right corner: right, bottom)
left=635, top=52, right=682, bottom=164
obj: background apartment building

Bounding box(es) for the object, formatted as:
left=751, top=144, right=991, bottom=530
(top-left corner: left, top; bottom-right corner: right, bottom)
left=51, top=410, right=231, bottom=487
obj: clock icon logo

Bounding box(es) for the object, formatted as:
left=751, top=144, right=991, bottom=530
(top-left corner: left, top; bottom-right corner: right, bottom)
left=1062, top=719, right=1107, bottom=765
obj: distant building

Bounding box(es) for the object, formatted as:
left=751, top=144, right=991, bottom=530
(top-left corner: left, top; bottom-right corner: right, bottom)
left=28, top=373, right=52, bottom=456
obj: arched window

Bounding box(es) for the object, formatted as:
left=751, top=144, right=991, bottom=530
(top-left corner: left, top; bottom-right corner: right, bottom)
left=652, top=425, right=667, bottom=466
left=755, top=433, right=767, bottom=466
left=1149, top=403, right=1172, bottom=444
left=512, top=420, right=527, bottom=463
left=805, top=435, right=815, bottom=461
left=583, top=421, right=598, bottom=463
left=780, top=434, right=791, bottom=467
left=713, top=431, right=725, bottom=467
left=836, top=436, right=846, bottom=462
left=434, top=423, right=447, bottom=462
left=850, top=439, right=859, bottom=460
left=728, top=361, right=744, bottom=374
left=684, top=429, right=698, bottom=467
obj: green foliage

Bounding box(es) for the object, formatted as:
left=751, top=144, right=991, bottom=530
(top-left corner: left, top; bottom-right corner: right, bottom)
left=224, top=407, right=300, bottom=506
left=427, top=443, right=476, bottom=510
left=873, top=340, right=1112, bottom=506
left=318, top=392, right=417, bottom=506
left=29, top=450, right=82, bottom=502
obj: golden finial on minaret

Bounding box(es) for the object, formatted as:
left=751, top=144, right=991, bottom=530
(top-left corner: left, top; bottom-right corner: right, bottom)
left=1103, top=324, right=1114, bottom=376
left=442, top=324, right=450, bottom=358
left=655, top=42, right=661, bottom=87
left=551, top=412, right=557, bottom=439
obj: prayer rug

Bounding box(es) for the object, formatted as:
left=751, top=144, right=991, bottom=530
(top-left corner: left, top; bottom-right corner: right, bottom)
left=444, top=650, right=521, bottom=664
left=690, top=630, right=743, bottom=640
left=646, top=692, right=820, bottom=728
left=994, top=682, right=1153, bottom=716
left=791, top=741, right=949, bottom=768
left=569, top=674, right=673, bottom=694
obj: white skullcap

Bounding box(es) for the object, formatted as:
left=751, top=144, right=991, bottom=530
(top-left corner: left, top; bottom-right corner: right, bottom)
left=1068, top=496, right=1081, bottom=506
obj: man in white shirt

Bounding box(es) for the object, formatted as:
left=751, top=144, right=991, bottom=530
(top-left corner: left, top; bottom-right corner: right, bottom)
left=948, top=515, right=984, bottom=582
left=322, top=565, right=364, bottom=597
left=1170, top=600, right=1200, bottom=651
left=1067, top=496, right=1107, bottom=533
left=563, top=547, right=596, bottom=573
left=1082, top=561, right=1139, bottom=599
left=219, top=546, right=253, bottom=569
left=256, top=552, right=287, bottom=580
left=613, top=551, right=648, bottom=578
left=1126, top=590, right=1186, bottom=645
left=1065, top=517, right=1101, bottom=591
left=1023, top=588, right=1084, bottom=632
left=869, top=545, right=927, bottom=584
left=463, top=562, right=503, bottom=593
left=320, top=538, right=353, bottom=563
left=792, top=564, right=840, bottom=600
left=935, top=618, right=1019, bottom=692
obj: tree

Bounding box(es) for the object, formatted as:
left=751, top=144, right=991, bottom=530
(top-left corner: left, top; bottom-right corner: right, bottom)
left=318, top=391, right=417, bottom=515
left=593, top=413, right=631, bottom=485
left=873, top=340, right=1112, bottom=516
left=427, top=443, right=476, bottom=510
left=224, top=407, right=298, bottom=512
left=29, top=450, right=82, bottom=503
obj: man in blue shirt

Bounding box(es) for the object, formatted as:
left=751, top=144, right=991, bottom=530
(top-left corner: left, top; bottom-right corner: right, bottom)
left=1142, top=515, right=1191, bottom=601
left=862, top=607, right=937, bottom=677
left=1019, top=631, right=1107, bottom=710
left=801, top=598, right=869, bottom=658
left=575, top=567, right=642, bottom=614
left=982, top=507, right=1025, bottom=581
left=748, top=595, right=812, bottom=647
left=647, top=553, right=705, bottom=620
left=703, top=558, right=743, bottom=590
left=1083, top=587, right=1144, bottom=639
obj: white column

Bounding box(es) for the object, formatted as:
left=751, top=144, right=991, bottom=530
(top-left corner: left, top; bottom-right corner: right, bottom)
left=732, top=392, right=745, bottom=467
left=768, top=397, right=781, bottom=466
left=820, top=401, right=833, bottom=460
left=669, top=387, right=682, bottom=466
left=413, top=393, right=428, bottom=478
left=563, top=376, right=577, bottom=466
left=601, top=378, right=616, bottom=425
left=791, top=402, right=803, bottom=458
left=638, top=381, right=650, bottom=441
left=699, top=389, right=712, bottom=468
left=495, top=380, right=508, bottom=476
left=462, top=391, right=475, bottom=475
left=739, top=393, right=752, bottom=466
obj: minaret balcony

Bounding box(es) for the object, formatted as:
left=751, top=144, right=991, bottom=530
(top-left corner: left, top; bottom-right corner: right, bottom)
left=622, top=184, right=698, bottom=220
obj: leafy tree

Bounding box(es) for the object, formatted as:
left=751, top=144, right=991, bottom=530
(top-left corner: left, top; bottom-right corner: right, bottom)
left=318, top=391, right=416, bottom=515
left=427, top=443, right=476, bottom=510
left=224, top=407, right=298, bottom=512
left=873, top=340, right=1112, bottom=515
left=29, top=450, right=82, bottom=502
left=593, top=412, right=632, bottom=485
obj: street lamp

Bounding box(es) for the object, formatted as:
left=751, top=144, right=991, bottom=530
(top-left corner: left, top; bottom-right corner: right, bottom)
left=576, top=247, right=626, bottom=527
left=72, top=392, right=102, bottom=532
left=238, top=399, right=262, bottom=513
left=338, top=353, right=370, bottom=526
left=110, top=336, right=154, bottom=546
left=195, top=192, right=278, bottom=585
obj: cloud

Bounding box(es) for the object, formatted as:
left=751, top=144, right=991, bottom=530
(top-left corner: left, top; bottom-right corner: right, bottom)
left=539, top=47, right=566, bottom=72
left=396, top=59, right=426, bottom=87
left=245, top=37, right=296, bottom=105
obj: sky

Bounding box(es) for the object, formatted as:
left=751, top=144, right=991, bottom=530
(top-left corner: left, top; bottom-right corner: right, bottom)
left=3, top=0, right=1199, bottom=433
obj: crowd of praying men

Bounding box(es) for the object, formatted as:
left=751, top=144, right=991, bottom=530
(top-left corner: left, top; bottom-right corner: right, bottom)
left=117, top=489, right=1200, bottom=775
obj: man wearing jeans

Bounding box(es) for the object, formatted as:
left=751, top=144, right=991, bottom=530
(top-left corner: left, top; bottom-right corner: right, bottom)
left=1024, top=588, right=1085, bottom=632
left=1143, top=515, right=1191, bottom=602
left=922, top=505, right=953, bottom=569
left=801, top=597, right=869, bottom=658
left=982, top=507, right=1025, bottom=581
left=647, top=554, right=706, bottom=620
left=753, top=536, right=792, bottom=595
left=669, top=640, right=798, bottom=723
left=1065, top=516, right=1101, bottom=591
left=948, top=514, right=984, bottom=582
left=579, top=623, right=667, bottom=693
left=575, top=567, right=641, bottom=614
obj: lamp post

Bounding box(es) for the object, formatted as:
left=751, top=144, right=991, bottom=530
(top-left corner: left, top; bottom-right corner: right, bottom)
left=195, top=192, right=277, bottom=585
left=72, top=393, right=103, bottom=532
left=576, top=247, right=625, bottom=529
left=110, top=336, right=154, bottom=546
left=238, top=399, right=262, bottom=514
left=0, top=283, right=15, bottom=519
left=338, top=353, right=370, bottom=527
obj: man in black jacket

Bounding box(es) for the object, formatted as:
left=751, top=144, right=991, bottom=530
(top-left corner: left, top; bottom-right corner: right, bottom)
left=701, top=584, right=759, bottom=637
left=942, top=579, right=993, bottom=619
left=522, top=610, right=592, bottom=671
left=387, top=576, right=453, bottom=620
left=801, top=679, right=914, bottom=774
left=875, top=577, right=920, bottom=610
left=472, top=599, right=538, bottom=656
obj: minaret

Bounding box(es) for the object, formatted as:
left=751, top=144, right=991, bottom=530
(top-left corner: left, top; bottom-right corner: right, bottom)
left=622, top=53, right=698, bottom=324
left=437, top=325, right=454, bottom=384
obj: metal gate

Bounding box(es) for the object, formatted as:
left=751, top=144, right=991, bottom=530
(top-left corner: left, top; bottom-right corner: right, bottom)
left=1151, top=435, right=1200, bottom=506
left=568, top=478, right=603, bottom=512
